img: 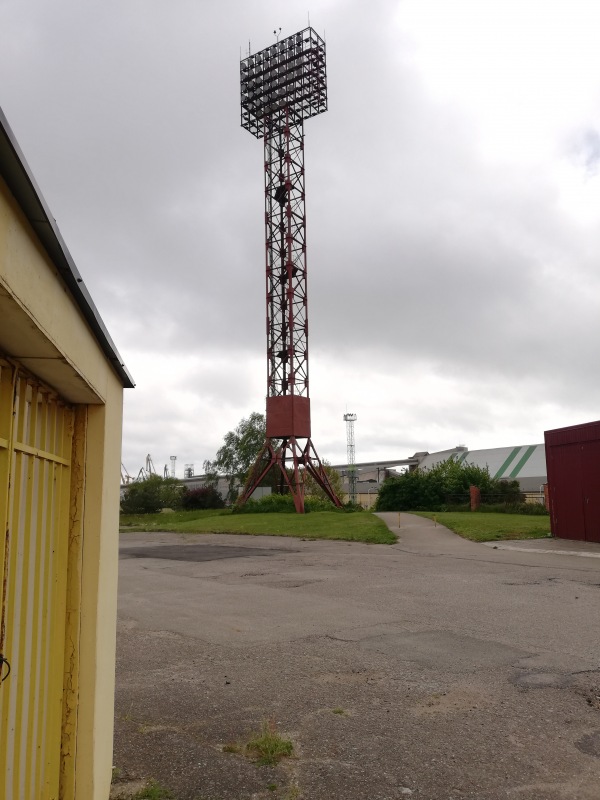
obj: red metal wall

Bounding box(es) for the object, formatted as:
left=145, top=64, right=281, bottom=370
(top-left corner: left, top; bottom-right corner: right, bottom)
left=545, top=420, right=600, bottom=542
left=265, top=395, right=311, bottom=438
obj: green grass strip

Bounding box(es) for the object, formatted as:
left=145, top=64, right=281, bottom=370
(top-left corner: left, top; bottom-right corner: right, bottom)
left=120, top=509, right=396, bottom=544
left=413, top=511, right=551, bottom=543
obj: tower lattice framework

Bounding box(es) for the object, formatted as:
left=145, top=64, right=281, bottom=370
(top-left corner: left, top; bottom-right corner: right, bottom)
left=343, top=413, right=357, bottom=504
left=238, top=27, right=342, bottom=513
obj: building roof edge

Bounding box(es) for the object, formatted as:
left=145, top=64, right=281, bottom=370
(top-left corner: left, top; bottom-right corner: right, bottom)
left=0, top=106, right=134, bottom=388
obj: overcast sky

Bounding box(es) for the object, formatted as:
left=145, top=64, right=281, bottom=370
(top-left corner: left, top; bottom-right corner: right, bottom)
left=2, top=0, right=600, bottom=476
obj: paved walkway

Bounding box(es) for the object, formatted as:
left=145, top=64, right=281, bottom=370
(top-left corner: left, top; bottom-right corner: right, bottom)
left=483, top=537, right=600, bottom=558
left=379, top=509, right=600, bottom=555
left=113, top=515, right=600, bottom=800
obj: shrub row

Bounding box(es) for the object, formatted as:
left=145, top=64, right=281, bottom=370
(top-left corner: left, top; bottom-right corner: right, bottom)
left=375, top=458, right=526, bottom=512
left=121, top=476, right=224, bottom=514
left=438, top=502, right=548, bottom=515
left=232, top=493, right=362, bottom=514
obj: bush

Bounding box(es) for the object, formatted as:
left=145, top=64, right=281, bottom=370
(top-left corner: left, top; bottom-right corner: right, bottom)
left=180, top=487, right=225, bottom=510
left=343, top=501, right=364, bottom=512
left=375, top=459, right=525, bottom=512
left=233, top=492, right=345, bottom=514
left=120, top=475, right=184, bottom=514
left=477, top=502, right=549, bottom=515
left=303, top=460, right=344, bottom=502
left=516, top=502, right=549, bottom=515
left=233, top=493, right=295, bottom=514
left=439, top=503, right=471, bottom=512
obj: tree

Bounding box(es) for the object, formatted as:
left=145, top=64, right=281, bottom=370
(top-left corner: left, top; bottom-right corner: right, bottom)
left=121, top=474, right=184, bottom=514
left=204, top=412, right=267, bottom=503
left=180, top=486, right=225, bottom=510
left=303, top=460, right=344, bottom=504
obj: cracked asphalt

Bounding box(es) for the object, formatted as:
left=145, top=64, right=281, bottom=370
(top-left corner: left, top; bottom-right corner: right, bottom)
left=112, top=513, right=600, bottom=800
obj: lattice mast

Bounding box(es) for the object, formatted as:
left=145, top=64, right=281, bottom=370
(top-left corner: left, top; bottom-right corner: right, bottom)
left=343, top=413, right=357, bottom=504
left=238, top=27, right=342, bottom=513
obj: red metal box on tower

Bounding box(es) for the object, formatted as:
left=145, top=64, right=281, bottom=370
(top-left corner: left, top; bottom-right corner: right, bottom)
left=266, top=395, right=311, bottom=438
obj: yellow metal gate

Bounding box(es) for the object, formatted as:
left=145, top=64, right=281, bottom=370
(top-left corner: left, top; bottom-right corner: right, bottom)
left=0, top=358, right=74, bottom=800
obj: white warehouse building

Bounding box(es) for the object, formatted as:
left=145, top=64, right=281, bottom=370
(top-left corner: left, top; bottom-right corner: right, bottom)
left=333, top=443, right=547, bottom=507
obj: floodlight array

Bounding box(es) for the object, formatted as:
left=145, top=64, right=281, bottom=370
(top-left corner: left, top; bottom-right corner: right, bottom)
left=240, top=27, right=327, bottom=138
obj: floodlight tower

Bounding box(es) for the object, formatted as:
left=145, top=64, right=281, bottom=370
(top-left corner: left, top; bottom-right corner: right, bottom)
left=343, top=413, right=357, bottom=504
left=238, top=27, right=342, bottom=513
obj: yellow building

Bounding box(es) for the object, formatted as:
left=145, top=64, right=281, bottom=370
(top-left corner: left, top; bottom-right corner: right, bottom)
left=0, top=107, right=133, bottom=798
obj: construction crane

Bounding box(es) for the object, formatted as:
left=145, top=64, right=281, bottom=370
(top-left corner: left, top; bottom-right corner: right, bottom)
left=163, top=457, right=177, bottom=478
left=120, top=463, right=134, bottom=485
left=136, top=454, right=157, bottom=482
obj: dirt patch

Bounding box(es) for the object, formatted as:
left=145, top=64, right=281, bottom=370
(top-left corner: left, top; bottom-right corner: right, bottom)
left=413, top=687, right=489, bottom=716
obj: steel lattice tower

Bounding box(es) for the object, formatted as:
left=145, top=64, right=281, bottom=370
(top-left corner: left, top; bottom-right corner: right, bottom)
left=343, top=413, right=357, bottom=504
left=238, top=27, right=342, bottom=513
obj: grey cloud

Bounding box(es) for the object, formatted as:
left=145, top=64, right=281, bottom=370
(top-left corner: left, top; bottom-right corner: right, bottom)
left=569, top=128, right=600, bottom=174
left=2, top=0, right=599, bottom=468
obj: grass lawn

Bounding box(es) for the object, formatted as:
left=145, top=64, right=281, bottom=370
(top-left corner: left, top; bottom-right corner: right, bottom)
left=412, top=511, right=551, bottom=543
left=120, top=508, right=395, bottom=544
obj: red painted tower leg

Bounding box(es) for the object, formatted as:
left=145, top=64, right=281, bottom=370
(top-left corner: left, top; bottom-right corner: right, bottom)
left=239, top=437, right=342, bottom=513
left=239, top=28, right=341, bottom=513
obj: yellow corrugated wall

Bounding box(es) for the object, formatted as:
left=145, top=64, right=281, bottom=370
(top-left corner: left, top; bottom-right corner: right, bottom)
left=0, top=358, right=74, bottom=800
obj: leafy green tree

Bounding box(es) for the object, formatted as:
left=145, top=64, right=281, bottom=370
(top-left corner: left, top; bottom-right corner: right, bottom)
left=204, top=412, right=267, bottom=503
left=121, top=474, right=184, bottom=514
left=204, top=413, right=348, bottom=506
left=160, top=476, right=186, bottom=509
left=303, top=460, right=344, bottom=504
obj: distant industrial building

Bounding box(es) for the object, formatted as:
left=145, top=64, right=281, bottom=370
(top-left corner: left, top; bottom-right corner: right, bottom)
left=125, top=442, right=548, bottom=510
left=333, top=443, right=547, bottom=507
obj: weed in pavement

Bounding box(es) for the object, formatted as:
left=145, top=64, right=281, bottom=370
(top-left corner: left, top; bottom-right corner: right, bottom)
left=246, top=720, right=294, bottom=766
left=283, top=785, right=301, bottom=800
left=132, top=780, right=174, bottom=800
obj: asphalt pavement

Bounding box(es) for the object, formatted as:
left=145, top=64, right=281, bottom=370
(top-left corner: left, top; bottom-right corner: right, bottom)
left=112, top=513, right=600, bottom=800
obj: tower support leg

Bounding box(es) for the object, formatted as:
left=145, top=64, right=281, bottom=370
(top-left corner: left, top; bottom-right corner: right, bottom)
left=238, top=438, right=343, bottom=513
